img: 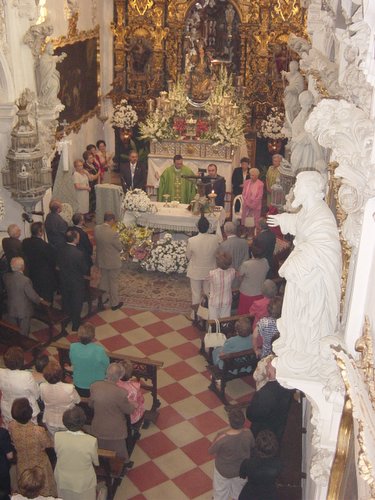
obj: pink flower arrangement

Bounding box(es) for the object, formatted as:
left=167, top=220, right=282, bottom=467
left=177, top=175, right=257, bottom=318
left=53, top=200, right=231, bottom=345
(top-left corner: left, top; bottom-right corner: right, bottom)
left=196, top=119, right=209, bottom=137
left=173, top=117, right=187, bottom=135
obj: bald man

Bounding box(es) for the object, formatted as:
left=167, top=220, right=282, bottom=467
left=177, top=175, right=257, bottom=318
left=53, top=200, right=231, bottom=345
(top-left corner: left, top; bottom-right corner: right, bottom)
left=2, top=224, right=23, bottom=269
left=3, top=257, right=48, bottom=335
left=45, top=199, right=68, bottom=249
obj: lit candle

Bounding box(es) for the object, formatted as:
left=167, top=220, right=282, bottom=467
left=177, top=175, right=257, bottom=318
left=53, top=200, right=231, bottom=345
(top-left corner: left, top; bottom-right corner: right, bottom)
left=156, top=97, right=161, bottom=109
left=208, top=190, right=217, bottom=206
left=160, top=91, right=168, bottom=102
left=232, top=103, right=239, bottom=117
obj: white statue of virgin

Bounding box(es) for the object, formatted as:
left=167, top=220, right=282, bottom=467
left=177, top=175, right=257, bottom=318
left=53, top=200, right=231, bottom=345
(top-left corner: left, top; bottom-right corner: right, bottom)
left=267, top=171, right=342, bottom=378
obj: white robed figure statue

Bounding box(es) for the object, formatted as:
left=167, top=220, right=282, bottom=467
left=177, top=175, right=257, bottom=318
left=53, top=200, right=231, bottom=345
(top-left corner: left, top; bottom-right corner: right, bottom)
left=267, top=171, right=342, bottom=378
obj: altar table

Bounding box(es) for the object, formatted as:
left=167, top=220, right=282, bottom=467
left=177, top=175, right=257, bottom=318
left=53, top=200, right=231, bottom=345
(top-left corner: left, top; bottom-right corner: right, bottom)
left=123, top=202, right=226, bottom=237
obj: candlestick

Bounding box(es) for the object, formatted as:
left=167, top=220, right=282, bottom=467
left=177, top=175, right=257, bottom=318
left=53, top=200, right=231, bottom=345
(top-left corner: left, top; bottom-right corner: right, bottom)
left=156, top=97, right=161, bottom=109
left=208, top=190, right=217, bottom=207
left=147, top=98, right=154, bottom=113
left=231, top=103, right=239, bottom=117
left=160, top=91, right=168, bottom=102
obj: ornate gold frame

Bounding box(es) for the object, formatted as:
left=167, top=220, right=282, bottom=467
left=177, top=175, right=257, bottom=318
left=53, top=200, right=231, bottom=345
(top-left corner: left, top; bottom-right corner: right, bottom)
left=49, top=25, right=100, bottom=135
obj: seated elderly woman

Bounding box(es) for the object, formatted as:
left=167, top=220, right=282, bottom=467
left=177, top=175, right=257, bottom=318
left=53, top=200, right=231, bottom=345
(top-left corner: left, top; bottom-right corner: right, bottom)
left=40, top=360, right=80, bottom=436
left=212, top=317, right=253, bottom=371
left=0, top=347, right=39, bottom=426
left=117, top=360, right=145, bottom=425
left=54, top=407, right=98, bottom=500
left=69, top=323, right=110, bottom=397
left=237, top=243, right=269, bottom=315
left=11, top=466, right=62, bottom=500
left=89, top=363, right=135, bottom=464
left=8, top=398, right=57, bottom=497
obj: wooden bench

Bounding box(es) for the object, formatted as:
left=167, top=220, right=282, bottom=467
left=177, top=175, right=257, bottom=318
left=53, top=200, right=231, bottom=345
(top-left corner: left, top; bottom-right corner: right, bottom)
left=200, top=313, right=253, bottom=363
left=96, top=448, right=129, bottom=500
left=32, top=304, right=70, bottom=344
left=52, top=341, right=164, bottom=425
left=207, top=348, right=258, bottom=405
left=0, top=319, right=42, bottom=368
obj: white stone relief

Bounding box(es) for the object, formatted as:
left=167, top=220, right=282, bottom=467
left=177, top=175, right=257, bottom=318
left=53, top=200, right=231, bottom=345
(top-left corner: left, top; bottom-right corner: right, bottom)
left=23, top=20, right=53, bottom=58
left=305, top=98, right=375, bottom=248
left=12, top=0, right=37, bottom=20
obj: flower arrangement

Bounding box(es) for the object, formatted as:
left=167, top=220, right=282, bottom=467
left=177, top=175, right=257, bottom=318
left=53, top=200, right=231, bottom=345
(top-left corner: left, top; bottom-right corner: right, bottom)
left=139, top=111, right=176, bottom=141
left=141, top=233, right=188, bottom=274
left=258, top=107, right=285, bottom=139
left=111, top=99, right=138, bottom=129
left=196, top=118, right=209, bottom=138
left=116, top=223, right=153, bottom=261
left=173, top=117, right=187, bottom=136
left=122, top=189, right=153, bottom=213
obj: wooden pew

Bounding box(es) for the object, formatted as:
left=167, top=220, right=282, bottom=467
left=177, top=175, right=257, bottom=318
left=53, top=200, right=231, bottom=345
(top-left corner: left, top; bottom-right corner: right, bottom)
left=51, top=340, right=164, bottom=425
left=207, top=348, right=258, bottom=405
left=32, top=304, right=70, bottom=344
left=0, top=319, right=42, bottom=367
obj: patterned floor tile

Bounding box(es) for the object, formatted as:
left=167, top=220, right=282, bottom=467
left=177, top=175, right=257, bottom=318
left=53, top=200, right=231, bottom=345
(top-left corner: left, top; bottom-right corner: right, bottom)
left=156, top=331, right=187, bottom=348
left=120, top=327, right=153, bottom=345
left=164, top=361, right=198, bottom=381
left=178, top=324, right=201, bottom=341
left=136, top=338, right=168, bottom=356
left=158, top=382, right=192, bottom=405
left=154, top=406, right=185, bottom=431
left=173, top=467, right=212, bottom=498
left=137, top=431, right=177, bottom=459
left=129, top=311, right=160, bottom=326
left=173, top=395, right=211, bottom=420
left=195, top=390, right=223, bottom=410
left=126, top=461, right=169, bottom=492
left=110, top=317, right=140, bottom=333
left=163, top=315, right=192, bottom=330
left=189, top=411, right=228, bottom=436
left=153, top=449, right=196, bottom=479
left=181, top=437, right=214, bottom=466
left=141, top=480, right=186, bottom=500
left=143, top=321, right=174, bottom=336
left=162, top=421, right=203, bottom=448
left=171, top=342, right=200, bottom=360
left=100, top=334, right=131, bottom=352
left=179, top=373, right=212, bottom=395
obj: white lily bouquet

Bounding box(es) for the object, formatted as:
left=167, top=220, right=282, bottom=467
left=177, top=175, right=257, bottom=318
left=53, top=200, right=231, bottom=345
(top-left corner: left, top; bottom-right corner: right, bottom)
left=258, top=107, right=285, bottom=139
left=111, top=99, right=138, bottom=129
left=122, top=189, right=153, bottom=213
left=141, top=233, right=188, bottom=274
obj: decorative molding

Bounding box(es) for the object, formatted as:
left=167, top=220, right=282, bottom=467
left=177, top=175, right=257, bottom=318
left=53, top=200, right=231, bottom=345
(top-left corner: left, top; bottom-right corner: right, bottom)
left=333, top=317, right=375, bottom=498
left=49, top=24, right=99, bottom=50
left=12, top=0, right=37, bottom=20
left=23, top=20, right=53, bottom=58
left=305, top=99, right=375, bottom=249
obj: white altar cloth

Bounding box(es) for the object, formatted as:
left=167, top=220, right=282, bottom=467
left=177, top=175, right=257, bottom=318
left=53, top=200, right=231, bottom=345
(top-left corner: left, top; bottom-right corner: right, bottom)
left=123, top=202, right=225, bottom=237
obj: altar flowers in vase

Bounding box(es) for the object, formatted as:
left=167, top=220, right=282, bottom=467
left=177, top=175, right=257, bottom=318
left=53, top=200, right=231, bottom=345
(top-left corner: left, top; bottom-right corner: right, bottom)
left=122, top=188, right=153, bottom=213
left=141, top=233, right=188, bottom=274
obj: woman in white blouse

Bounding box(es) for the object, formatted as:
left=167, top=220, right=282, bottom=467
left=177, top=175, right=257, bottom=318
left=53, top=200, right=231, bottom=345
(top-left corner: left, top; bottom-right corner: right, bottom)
left=40, top=361, right=80, bottom=436
left=0, top=347, right=39, bottom=426
left=72, top=159, right=90, bottom=216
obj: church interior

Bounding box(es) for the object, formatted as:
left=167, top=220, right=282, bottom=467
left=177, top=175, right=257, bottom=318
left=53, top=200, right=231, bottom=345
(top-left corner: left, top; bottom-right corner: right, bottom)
left=0, top=0, right=375, bottom=499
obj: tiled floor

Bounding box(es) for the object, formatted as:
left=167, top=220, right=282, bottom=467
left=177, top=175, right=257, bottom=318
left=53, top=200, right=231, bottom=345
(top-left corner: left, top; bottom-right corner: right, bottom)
left=27, top=306, right=255, bottom=499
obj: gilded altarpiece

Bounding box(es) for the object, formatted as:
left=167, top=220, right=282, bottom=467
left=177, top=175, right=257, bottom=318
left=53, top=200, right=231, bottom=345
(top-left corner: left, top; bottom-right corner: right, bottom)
left=111, top=0, right=306, bottom=128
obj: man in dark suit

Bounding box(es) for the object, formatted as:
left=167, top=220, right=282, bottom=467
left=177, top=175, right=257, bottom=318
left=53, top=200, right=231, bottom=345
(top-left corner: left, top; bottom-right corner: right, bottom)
left=45, top=199, right=68, bottom=249
left=22, top=221, right=57, bottom=302
left=253, top=218, right=276, bottom=277
left=2, top=224, right=23, bottom=269
left=203, top=163, right=226, bottom=207
left=3, top=256, right=48, bottom=335
left=246, top=359, right=293, bottom=442
left=119, top=150, right=147, bottom=192
left=232, top=157, right=251, bottom=197
left=220, top=221, right=249, bottom=288
left=70, top=213, right=93, bottom=270
left=57, top=229, right=89, bottom=333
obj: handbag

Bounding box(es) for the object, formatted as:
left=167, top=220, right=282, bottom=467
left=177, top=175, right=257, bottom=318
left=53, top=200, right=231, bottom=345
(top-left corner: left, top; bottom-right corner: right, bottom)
left=197, top=295, right=209, bottom=320
left=204, top=320, right=227, bottom=348
left=244, top=215, right=255, bottom=228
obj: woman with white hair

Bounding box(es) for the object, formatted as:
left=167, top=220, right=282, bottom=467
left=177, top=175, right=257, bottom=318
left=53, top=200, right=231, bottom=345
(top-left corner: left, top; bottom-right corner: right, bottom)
left=241, top=168, right=264, bottom=231
left=88, top=363, right=135, bottom=463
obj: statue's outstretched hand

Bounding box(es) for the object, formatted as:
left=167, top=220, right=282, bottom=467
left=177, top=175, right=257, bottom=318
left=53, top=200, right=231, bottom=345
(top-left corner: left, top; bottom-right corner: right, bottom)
left=267, top=215, right=280, bottom=228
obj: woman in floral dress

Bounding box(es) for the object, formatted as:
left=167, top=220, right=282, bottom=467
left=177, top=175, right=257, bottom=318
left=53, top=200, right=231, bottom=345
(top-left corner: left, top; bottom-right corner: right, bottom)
left=9, top=398, right=57, bottom=497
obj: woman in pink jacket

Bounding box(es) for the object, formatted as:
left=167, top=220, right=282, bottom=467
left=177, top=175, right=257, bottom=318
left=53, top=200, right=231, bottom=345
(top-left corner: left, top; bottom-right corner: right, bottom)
left=241, top=168, right=264, bottom=231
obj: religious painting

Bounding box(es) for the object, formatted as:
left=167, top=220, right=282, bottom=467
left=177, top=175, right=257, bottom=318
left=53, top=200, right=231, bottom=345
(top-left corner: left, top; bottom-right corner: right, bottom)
left=183, top=0, right=241, bottom=101
left=54, top=35, right=99, bottom=130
